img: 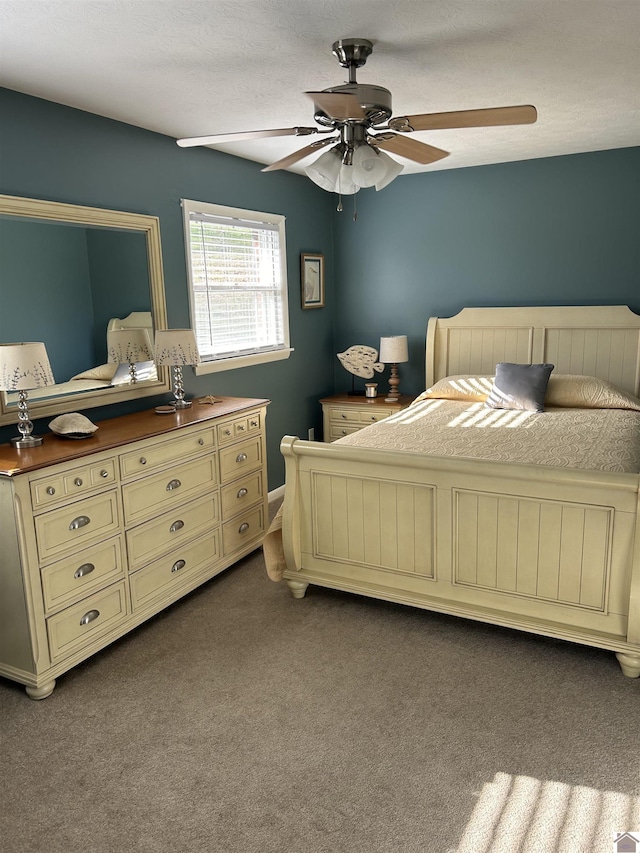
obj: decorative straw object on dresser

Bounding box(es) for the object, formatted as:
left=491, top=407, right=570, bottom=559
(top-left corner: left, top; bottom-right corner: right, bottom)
left=0, top=342, right=55, bottom=447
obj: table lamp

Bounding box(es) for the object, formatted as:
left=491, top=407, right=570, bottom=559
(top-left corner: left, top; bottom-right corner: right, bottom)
left=0, top=342, right=55, bottom=447
left=379, top=335, right=409, bottom=402
left=154, top=329, right=200, bottom=409
left=107, top=328, right=153, bottom=383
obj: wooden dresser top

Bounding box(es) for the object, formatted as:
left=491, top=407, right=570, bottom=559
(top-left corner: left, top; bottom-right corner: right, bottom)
left=0, top=397, right=269, bottom=477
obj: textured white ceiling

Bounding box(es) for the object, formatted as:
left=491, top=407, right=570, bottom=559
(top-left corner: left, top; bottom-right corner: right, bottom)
left=1, top=0, right=639, bottom=176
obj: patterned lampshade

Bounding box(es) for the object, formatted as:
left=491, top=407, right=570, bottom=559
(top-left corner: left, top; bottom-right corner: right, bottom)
left=0, top=342, right=55, bottom=390
left=154, top=329, right=200, bottom=366
left=107, top=328, right=154, bottom=365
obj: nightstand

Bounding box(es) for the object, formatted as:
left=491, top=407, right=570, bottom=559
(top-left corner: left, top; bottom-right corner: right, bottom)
left=320, top=394, right=414, bottom=442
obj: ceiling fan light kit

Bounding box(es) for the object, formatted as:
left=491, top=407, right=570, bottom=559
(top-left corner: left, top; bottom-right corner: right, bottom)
left=177, top=37, right=537, bottom=210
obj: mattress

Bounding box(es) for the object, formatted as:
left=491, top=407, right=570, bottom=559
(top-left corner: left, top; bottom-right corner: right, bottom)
left=336, top=398, right=640, bottom=474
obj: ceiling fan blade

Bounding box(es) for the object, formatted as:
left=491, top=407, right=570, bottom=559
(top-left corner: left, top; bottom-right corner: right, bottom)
left=261, top=137, right=339, bottom=172
left=374, top=134, right=450, bottom=165
left=390, top=105, right=537, bottom=133
left=305, top=91, right=365, bottom=121
left=177, top=127, right=316, bottom=148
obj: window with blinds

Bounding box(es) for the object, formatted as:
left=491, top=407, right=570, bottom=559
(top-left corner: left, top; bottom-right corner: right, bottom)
left=182, top=199, right=291, bottom=373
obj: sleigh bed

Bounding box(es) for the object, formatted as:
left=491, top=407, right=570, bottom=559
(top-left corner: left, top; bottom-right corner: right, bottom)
left=266, top=305, right=640, bottom=677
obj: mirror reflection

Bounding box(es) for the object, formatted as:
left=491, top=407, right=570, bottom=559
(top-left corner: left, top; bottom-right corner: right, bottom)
left=0, top=195, right=170, bottom=425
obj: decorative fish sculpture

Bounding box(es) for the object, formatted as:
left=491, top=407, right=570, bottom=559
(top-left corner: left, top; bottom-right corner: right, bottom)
left=337, top=345, right=384, bottom=379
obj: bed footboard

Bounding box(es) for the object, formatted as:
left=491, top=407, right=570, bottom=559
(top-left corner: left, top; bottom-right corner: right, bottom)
left=279, top=436, right=640, bottom=677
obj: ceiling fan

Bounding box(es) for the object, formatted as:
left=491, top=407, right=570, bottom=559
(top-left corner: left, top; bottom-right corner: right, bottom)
left=177, top=38, right=537, bottom=202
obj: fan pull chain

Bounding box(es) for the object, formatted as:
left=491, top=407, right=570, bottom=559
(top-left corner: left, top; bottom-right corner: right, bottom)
left=336, top=193, right=343, bottom=212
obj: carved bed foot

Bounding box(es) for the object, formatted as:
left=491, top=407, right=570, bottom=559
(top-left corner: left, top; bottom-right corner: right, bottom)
left=615, top=652, right=640, bottom=678
left=25, top=679, right=56, bottom=700
left=286, top=579, right=309, bottom=599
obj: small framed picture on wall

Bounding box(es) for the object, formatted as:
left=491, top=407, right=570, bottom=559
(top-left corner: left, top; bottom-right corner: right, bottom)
left=301, top=253, right=325, bottom=309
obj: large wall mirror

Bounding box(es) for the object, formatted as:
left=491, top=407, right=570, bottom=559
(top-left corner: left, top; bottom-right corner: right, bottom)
left=0, top=194, right=171, bottom=425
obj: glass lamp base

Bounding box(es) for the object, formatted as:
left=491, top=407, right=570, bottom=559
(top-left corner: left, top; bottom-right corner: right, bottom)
left=11, top=434, right=44, bottom=448
left=173, top=399, right=192, bottom=409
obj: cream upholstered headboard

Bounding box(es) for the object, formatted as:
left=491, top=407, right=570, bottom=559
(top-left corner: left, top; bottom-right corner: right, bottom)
left=426, top=305, right=640, bottom=397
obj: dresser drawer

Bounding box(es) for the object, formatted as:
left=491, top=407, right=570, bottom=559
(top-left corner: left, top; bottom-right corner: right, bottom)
left=41, top=537, right=125, bottom=614
left=46, top=581, right=129, bottom=664
left=220, top=470, right=264, bottom=520
left=217, top=411, right=262, bottom=446
left=222, top=505, right=265, bottom=556
left=219, top=436, right=263, bottom=484
left=35, top=490, right=121, bottom=563
left=129, top=530, right=221, bottom=612
left=122, top=454, right=217, bottom=526
left=119, top=428, right=215, bottom=479
left=31, top=458, right=117, bottom=511
left=357, top=408, right=395, bottom=424
left=126, top=493, right=220, bottom=571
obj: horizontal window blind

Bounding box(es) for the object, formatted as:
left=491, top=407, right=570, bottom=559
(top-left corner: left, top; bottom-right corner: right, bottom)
left=184, top=203, right=288, bottom=363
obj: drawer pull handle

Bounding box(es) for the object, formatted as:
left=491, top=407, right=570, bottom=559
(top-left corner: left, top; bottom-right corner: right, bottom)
left=237, top=425, right=245, bottom=431
left=79, top=609, right=100, bottom=627
left=69, top=515, right=90, bottom=531
left=237, top=488, right=248, bottom=499
left=238, top=522, right=250, bottom=534
left=171, top=559, right=186, bottom=573
left=224, top=429, right=232, bottom=436
left=100, top=470, right=109, bottom=478
left=74, top=477, right=83, bottom=487
left=139, top=457, right=147, bottom=465
left=74, top=563, right=95, bottom=579
left=46, top=486, right=56, bottom=496
left=341, top=413, right=347, bottom=419
left=250, top=419, right=258, bottom=427
left=236, top=452, right=248, bottom=463
left=169, top=520, right=185, bottom=533
left=166, top=479, right=182, bottom=491
left=342, top=429, right=347, bottom=435
left=198, top=437, right=205, bottom=446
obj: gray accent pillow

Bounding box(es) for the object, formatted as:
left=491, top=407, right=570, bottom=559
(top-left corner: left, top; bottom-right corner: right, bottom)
left=486, top=362, right=555, bottom=412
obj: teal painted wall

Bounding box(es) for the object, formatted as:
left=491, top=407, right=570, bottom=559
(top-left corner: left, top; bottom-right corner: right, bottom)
left=2, top=87, right=639, bottom=475
left=0, top=219, right=95, bottom=378
left=0, top=88, right=336, bottom=486
left=332, top=147, right=640, bottom=395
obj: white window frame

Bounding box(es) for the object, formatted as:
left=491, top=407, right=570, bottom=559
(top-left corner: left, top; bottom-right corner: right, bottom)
left=182, top=198, right=292, bottom=375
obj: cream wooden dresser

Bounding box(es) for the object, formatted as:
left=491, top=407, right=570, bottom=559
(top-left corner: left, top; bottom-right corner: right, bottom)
left=0, top=397, right=268, bottom=699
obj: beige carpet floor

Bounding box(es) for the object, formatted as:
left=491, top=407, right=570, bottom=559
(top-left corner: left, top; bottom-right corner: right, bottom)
left=1, top=508, right=639, bottom=853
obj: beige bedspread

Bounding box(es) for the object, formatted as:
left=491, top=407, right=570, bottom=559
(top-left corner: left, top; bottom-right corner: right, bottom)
left=264, top=399, right=640, bottom=581
left=337, top=398, right=640, bottom=473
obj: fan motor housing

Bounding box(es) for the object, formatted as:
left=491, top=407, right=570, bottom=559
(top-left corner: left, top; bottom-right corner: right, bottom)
left=314, top=83, right=393, bottom=127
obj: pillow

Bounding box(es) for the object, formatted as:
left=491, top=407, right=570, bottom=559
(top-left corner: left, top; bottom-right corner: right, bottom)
left=416, top=374, right=494, bottom=404
left=486, top=363, right=554, bottom=413
left=71, top=363, right=117, bottom=382
left=545, top=374, right=640, bottom=411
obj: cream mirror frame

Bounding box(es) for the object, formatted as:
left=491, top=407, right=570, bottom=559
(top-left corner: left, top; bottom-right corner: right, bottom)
left=0, top=194, right=171, bottom=426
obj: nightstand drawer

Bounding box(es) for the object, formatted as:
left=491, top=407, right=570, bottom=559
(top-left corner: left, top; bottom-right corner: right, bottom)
left=219, top=436, right=263, bottom=484
left=126, top=493, right=219, bottom=571
left=122, top=454, right=217, bottom=525
left=329, top=425, right=362, bottom=440
left=41, top=537, right=125, bottom=614
left=129, top=530, right=221, bottom=612
left=120, top=428, right=215, bottom=479
left=46, top=581, right=129, bottom=664
left=222, top=505, right=265, bottom=555
left=358, top=409, right=395, bottom=424
left=329, top=407, right=361, bottom=425
left=35, top=491, right=121, bottom=563
left=31, top=458, right=117, bottom=510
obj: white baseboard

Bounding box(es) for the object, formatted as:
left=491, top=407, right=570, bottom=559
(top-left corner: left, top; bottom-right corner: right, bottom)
left=268, top=485, right=285, bottom=503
